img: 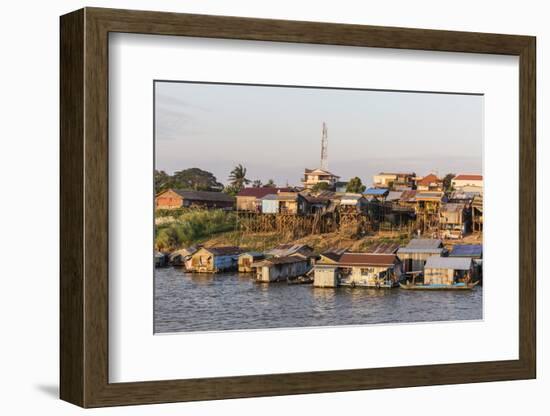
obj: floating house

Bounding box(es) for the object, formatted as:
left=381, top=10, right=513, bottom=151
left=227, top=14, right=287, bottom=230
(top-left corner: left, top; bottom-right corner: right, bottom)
left=397, top=238, right=445, bottom=273
left=155, top=189, right=234, bottom=210
left=313, top=249, right=346, bottom=288
left=238, top=252, right=265, bottom=273
left=154, top=251, right=168, bottom=268
left=337, top=253, right=403, bottom=288
left=254, top=256, right=311, bottom=282
left=449, top=244, right=482, bottom=281
left=169, top=245, right=200, bottom=269
left=236, top=187, right=278, bottom=212
left=423, top=256, right=474, bottom=285
left=188, top=246, right=242, bottom=273
left=302, top=168, right=340, bottom=190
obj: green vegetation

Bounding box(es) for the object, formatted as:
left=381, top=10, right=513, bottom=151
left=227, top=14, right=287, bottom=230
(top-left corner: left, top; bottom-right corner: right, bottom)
left=346, top=177, right=366, bottom=193
left=311, top=182, right=330, bottom=192
left=225, top=164, right=250, bottom=195
left=443, top=173, right=456, bottom=193
left=155, top=168, right=223, bottom=193
left=155, top=209, right=237, bottom=251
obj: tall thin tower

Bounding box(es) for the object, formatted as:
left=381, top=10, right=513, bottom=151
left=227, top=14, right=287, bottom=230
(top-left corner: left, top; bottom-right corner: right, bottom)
left=320, top=122, right=328, bottom=170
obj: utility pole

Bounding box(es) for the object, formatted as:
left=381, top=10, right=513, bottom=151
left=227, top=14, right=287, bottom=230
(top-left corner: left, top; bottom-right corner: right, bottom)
left=320, top=122, right=328, bottom=170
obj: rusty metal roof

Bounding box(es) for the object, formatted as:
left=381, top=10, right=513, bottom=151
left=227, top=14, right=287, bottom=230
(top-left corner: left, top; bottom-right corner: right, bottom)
left=337, top=253, right=397, bottom=267
left=171, top=189, right=235, bottom=202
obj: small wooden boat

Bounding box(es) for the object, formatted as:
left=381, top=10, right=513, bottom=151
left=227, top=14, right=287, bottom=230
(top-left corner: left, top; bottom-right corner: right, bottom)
left=399, top=281, right=479, bottom=290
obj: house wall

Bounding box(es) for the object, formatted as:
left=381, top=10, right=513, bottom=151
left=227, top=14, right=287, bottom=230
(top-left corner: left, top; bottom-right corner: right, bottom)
left=257, top=261, right=309, bottom=282
left=349, top=265, right=392, bottom=284
left=190, top=251, right=214, bottom=272
left=155, top=190, right=183, bottom=209
left=313, top=267, right=338, bottom=288
left=424, top=268, right=454, bottom=285
left=452, top=178, right=483, bottom=189
left=236, top=196, right=257, bottom=211
left=213, top=255, right=238, bottom=272
left=262, top=199, right=279, bottom=214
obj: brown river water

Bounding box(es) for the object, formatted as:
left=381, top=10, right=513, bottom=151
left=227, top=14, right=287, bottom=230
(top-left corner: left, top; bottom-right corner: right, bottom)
left=154, top=267, right=482, bottom=333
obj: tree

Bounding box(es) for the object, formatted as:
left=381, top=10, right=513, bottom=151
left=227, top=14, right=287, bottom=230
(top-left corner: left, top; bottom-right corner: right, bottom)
left=170, top=168, right=224, bottom=191
left=264, top=179, right=276, bottom=188
left=228, top=164, right=251, bottom=192
left=252, top=179, right=263, bottom=188
left=346, top=177, right=366, bottom=194
left=443, top=173, right=456, bottom=193
left=154, top=170, right=171, bottom=193
left=311, top=182, right=330, bottom=193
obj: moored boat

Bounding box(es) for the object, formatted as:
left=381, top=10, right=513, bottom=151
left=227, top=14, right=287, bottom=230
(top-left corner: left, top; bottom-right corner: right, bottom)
left=399, top=281, right=479, bottom=290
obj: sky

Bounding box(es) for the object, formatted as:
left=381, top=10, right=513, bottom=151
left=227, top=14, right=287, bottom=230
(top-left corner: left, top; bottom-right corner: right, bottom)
left=155, top=81, right=483, bottom=188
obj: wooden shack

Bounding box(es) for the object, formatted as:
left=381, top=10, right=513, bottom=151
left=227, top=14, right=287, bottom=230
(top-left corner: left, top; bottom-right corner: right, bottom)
left=313, top=249, right=345, bottom=288
left=277, top=192, right=307, bottom=214
left=155, top=189, right=234, bottom=210
left=423, top=256, right=473, bottom=285
left=188, top=246, right=242, bottom=273
left=440, top=203, right=468, bottom=239
left=449, top=244, right=483, bottom=282
left=168, top=245, right=200, bottom=269
left=261, top=194, right=279, bottom=214
left=397, top=238, right=445, bottom=273
left=238, top=252, right=265, bottom=273
left=254, top=256, right=310, bottom=282
left=236, top=187, right=278, bottom=212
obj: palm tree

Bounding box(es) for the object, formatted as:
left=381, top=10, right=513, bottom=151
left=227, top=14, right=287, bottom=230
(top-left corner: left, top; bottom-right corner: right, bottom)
left=228, top=164, right=251, bottom=191
left=264, top=179, right=276, bottom=187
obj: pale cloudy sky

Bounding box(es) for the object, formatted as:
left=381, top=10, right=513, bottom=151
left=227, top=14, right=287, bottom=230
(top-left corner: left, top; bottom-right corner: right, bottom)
left=155, top=81, right=483, bottom=187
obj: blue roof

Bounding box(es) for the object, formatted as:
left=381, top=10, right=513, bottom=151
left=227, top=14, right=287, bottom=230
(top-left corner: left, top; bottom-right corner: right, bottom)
left=449, top=244, right=482, bottom=258
left=364, top=188, right=388, bottom=196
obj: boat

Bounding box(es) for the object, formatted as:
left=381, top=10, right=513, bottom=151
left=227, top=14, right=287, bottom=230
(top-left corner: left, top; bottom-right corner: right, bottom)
left=399, top=281, right=479, bottom=290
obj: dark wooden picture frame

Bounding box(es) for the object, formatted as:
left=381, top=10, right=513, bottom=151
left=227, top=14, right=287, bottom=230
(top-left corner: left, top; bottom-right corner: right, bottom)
left=60, top=7, right=536, bottom=408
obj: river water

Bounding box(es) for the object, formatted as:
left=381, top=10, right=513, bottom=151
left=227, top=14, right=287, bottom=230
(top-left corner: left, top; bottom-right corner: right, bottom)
left=154, top=267, right=482, bottom=333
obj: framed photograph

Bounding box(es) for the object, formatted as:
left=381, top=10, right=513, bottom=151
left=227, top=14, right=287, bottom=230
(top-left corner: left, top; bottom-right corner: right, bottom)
left=60, top=7, right=536, bottom=408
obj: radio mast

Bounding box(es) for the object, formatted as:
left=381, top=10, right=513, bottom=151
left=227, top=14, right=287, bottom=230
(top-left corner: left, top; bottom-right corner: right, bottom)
left=320, top=122, right=328, bottom=170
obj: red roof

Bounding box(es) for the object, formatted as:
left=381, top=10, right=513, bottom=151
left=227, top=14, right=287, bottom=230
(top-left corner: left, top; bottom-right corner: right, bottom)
left=454, top=174, right=483, bottom=181
left=337, top=253, right=397, bottom=267
left=417, top=174, right=441, bottom=186
left=236, top=187, right=278, bottom=198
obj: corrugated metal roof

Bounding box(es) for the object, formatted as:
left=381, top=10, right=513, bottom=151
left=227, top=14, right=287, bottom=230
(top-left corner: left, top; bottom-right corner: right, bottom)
left=454, top=174, right=483, bottom=181
left=337, top=253, right=397, bottom=267
left=239, top=252, right=265, bottom=259
left=237, top=187, right=278, bottom=198
left=171, top=189, right=235, bottom=202
left=441, top=203, right=465, bottom=212
left=260, top=255, right=309, bottom=265
left=406, top=239, right=443, bottom=249
left=400, top=190, right=417, bottom=202
left=414, top=191, right=444, bottom=201
left=366, top=242, right=400, bottom=254
left=449, top=244, right=483, bottom=258
left=202, top=246, right=242, bottom=256
left=364, top=188, right=389, bottom=196
left=425, top=256, right=472, bottom=270
left=266, top=244, right=313, bottom=258
left=386, top=191, right=404, bottom=201
left=261, top=194, right=278, bottom=200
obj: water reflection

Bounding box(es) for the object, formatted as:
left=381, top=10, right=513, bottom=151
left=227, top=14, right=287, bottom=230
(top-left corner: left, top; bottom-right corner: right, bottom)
left=154, top=268, right=482, bottom=333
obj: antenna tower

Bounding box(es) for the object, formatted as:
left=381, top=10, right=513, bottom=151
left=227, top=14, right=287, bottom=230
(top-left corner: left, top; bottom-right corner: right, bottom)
left=320, top=122, right=328, bottom=170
